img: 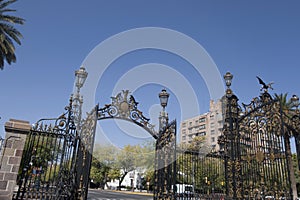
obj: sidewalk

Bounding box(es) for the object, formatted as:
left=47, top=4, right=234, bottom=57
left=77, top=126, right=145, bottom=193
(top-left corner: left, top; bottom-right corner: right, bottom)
left=100, top=189, right=153, bottom=196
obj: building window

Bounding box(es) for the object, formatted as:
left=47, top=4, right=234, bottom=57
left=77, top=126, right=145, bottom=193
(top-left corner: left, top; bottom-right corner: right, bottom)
left=199, top=125, right=205, bottom=130
left=199, top=117, right=206, bottom=123
left=211, top=137, right=215, bottom=142
left=189, top=122, right=192, bottom=126
left=211, top=130, right=215, bottom=134
left=182, top=123, right=186, bottom=128
left=197, top=131, right=206, bottom=136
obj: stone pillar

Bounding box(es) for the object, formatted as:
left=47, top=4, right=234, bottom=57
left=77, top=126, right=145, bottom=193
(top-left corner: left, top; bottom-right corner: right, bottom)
left=0, top=119, right=30, bottom=200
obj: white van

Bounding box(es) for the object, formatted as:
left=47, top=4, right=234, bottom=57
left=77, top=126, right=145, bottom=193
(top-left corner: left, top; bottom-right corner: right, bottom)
left=174, top=184, right=194, bottom=197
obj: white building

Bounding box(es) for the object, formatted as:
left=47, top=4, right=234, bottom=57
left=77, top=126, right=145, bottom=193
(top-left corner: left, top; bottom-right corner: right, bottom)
left=105, top=168, right=144, bottom=190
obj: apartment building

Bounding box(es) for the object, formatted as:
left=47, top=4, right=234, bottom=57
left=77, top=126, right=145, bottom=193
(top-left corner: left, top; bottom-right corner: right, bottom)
left=179, top=97, right=225, bottom=151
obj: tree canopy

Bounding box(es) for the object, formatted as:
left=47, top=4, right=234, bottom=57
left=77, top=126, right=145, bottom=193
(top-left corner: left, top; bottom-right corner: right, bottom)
left=90, top=142, right=155, bottom=189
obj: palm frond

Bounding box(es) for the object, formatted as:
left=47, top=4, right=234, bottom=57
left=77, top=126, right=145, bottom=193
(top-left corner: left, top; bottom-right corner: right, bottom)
left=0, top=8, right=16, bottom=14
left=0, top=22, right=23, bottom=44
left=0, top=48, right=5, bottom=69
left=0, top=14, right=24, bottom=24
left=274, top=93, right=294, bottom=112
left=0, top=0, right=17, bottom=10
left=5, top=50, right=16, bottom=64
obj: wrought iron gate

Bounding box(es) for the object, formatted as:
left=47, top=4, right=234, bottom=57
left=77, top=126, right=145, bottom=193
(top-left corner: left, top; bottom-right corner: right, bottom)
left=76, top=105, right=98, bottom=199
left=219, top=85, right=296, bottom=199
left=154, top=120, right=177, bottom=200
left=13, top=98, right=97, bottom=200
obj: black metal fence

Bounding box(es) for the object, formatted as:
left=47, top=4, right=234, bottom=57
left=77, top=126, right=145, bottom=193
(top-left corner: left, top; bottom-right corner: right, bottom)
left=175, top=150, right=225, bottom=200
left=153, top=121, right=226, bottom=200
left=13, top=101, right=78, bottom=199
left=153, top=81, right=299, bottom=199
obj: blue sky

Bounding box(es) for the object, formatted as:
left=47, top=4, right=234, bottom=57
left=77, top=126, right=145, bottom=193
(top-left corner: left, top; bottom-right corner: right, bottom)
left=0, top=1, right=300, bottom=147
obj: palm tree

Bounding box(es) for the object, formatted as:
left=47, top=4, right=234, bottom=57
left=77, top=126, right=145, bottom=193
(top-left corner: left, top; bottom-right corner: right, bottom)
left=274, top=93, right=293, bottom=113
left=0, top=0, right=24, bottom=70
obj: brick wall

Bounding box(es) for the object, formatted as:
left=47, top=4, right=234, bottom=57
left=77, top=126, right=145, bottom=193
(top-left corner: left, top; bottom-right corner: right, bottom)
left=0, top=119, right=30, bottom=200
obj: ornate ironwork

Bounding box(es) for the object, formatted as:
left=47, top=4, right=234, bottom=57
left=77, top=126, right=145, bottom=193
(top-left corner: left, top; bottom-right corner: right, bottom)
left=220, top=89, right=294, bottom=199
left=14, top=97, right=81, bottom=200
left=76, top=106, right=98, bottom=199
left=154, top=120, right=177, bottom=200
left=97, top=90, right=157, bottom=138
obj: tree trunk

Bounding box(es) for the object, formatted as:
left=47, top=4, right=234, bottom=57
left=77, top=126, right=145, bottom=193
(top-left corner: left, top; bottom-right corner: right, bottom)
left=118, top=172, right=128, bottom=190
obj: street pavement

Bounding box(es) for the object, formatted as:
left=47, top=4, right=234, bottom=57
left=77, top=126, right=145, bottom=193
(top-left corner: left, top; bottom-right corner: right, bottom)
left=87, top=189, right=153, bottom=200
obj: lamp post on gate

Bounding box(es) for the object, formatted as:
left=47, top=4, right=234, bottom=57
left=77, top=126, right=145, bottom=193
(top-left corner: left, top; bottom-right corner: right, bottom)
left=224, top=71, right=233, bottom=98
left=72, top=66, right=88, bottom=129
left=158, top=88, right=170, bottom=131
left=223, top=71, right=234, bottom=198
left=156, top=88, right=169, bottom=199
left=222, top=72, right=241, bottom=199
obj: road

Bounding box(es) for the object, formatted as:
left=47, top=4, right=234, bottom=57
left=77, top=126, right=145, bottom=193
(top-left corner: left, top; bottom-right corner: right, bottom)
left=87, top=189, right=153, bottom=200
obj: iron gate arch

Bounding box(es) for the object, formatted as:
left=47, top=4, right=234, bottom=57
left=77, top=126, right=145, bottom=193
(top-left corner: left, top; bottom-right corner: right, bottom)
left=14, top=89, right=178, bottom=200
left=96, top=90, right=177, bottom=200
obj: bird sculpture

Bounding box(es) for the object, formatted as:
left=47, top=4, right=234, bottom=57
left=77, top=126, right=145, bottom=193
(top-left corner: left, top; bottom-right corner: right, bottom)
left=256, top=76, right=274, bottom=91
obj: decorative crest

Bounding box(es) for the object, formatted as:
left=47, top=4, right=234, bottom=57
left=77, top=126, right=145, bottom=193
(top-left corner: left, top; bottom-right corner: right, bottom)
left=97, top=90, right=157, bottom=138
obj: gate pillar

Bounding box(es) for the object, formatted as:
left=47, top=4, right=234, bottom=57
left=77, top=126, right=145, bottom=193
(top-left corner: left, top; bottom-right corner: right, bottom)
left=154, top=120, right=176, bottom=200
left=223, top=93, right=241, bottom=199
left=0, top=119, right=30, bottom=200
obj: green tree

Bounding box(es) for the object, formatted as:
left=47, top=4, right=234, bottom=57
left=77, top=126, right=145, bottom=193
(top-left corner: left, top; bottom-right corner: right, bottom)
left=90, top=157, right=110, bottom=189
left=137, top=141, right=155, bottom=190
left=0, top=0, right=24, bottom=69
left=179, top=135, right=207, bottom=154
left=90, top=144, right=119, bottom=188
left=115, top=145, right=138, bottom=189
left=90, top=142, right=156, bottom=190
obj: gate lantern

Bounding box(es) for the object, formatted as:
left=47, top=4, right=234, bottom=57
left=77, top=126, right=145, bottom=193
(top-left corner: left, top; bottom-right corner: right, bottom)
left=159, top=88, right=170, bottom=132
left=73, top=66, right=88, bottom=128
left=75, top=66, right=88, bottom=92
left=159, top=88, right=169, bottom=110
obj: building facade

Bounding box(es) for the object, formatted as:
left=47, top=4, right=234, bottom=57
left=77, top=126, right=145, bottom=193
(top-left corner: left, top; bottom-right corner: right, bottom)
left=179, top=97, right=225, bottom=151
